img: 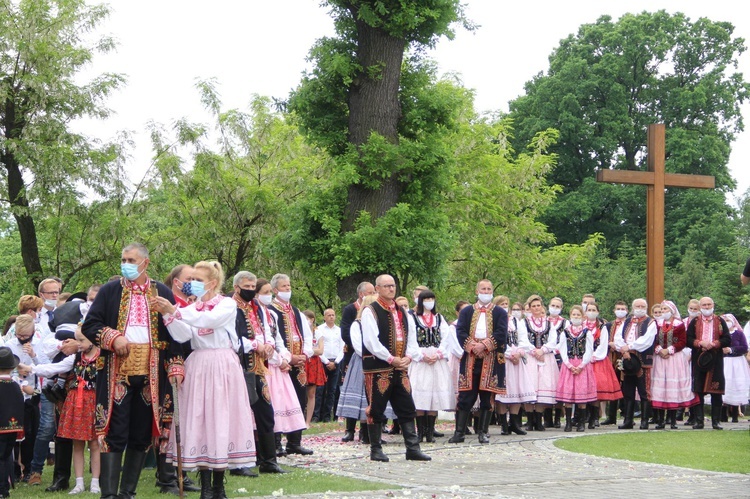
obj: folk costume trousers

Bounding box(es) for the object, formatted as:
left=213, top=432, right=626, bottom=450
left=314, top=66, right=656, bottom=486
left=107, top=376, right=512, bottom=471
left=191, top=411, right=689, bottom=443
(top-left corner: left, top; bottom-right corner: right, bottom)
left=457, top=359, right=494, bottom=412
left=105, top=375, right=153, bottom=453
left=365, top=369, right=417, bottom=424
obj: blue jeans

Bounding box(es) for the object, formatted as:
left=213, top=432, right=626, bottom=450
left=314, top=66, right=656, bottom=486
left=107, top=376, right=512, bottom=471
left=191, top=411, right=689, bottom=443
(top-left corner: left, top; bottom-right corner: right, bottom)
left=30, top=393, right=56, bottom=474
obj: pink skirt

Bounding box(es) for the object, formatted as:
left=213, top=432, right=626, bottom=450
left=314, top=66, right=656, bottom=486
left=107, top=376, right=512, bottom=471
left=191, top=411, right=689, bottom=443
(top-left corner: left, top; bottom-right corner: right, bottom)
left=166, top=348, right=256, bottom=470
left=265, top=364, right=307, bottom=434
left=651, top=352, right=699, bottom=409
left=534, top=353, right=559, bottom=405
left=556, top=358, right=597, bottom=404
left=592, top=359, right=623, bottom=401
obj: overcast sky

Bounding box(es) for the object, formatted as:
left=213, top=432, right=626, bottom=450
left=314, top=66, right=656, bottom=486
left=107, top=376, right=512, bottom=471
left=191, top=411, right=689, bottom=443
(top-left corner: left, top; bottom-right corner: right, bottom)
left=77, top=0, right=750, bottom=199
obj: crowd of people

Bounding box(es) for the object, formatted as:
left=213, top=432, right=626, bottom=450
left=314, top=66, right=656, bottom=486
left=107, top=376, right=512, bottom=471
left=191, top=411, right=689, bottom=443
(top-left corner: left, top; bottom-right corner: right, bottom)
left=1, top=242, right=750, bottom=499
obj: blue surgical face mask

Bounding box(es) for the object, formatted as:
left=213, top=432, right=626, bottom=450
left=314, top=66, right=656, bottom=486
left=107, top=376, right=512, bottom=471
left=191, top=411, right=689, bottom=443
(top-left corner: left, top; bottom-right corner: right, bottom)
left=121, top=262, right=143, bottom=281
left=190, top=281, right=207, bottom=298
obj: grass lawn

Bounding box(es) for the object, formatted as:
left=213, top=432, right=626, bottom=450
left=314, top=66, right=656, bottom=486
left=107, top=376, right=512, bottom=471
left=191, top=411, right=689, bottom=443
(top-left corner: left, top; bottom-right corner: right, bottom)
left=554, top=430, right=750, bottom=474
left=11, top=464, right=393, bottom=498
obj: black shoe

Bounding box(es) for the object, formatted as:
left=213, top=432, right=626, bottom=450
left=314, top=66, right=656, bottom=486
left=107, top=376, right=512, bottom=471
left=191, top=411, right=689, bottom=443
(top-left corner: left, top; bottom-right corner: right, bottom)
left=448, top=410, right=470, bottom=443
left=360, top=423, right=370, bottom=444
left=618, top=400, right=635, bottom=429
left=668, top=410, right=678, bottom=430
left=425, top=415, right=437, bottom=443
left=401, top=419, right=431, bottom=461
left=639, top=401, right=650, bottom=430
left=497, top=412, right=510, bottom=436
left=432, top=430, right=444, bottom=437
left=45, top=475, right=70, bottom=492
left=564, top=408, right=573, bottom=432
left=274, top=433, right=286, bottom=457
left=341, top=430, right=355, bottom=442
left=229, top=468, right=258, bottom=477
left=534, top=411, right=546, bottom=431
left=477, top=410, right=491, bottom=444
left=368, top=423, right=389, bottom=462
left=285, top=444, right=313, bottom=456
left=576, top=406, right=587, bottom=432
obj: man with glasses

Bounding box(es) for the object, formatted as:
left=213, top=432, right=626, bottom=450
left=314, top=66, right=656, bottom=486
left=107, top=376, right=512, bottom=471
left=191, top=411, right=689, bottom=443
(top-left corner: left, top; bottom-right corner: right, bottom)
left=361, top=274, right=430, bottom=463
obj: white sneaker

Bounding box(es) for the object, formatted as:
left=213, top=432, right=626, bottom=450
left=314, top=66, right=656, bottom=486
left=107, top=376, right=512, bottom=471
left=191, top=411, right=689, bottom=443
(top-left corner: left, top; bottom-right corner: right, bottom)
left=68, top=484, right=85, bottom=495
left=90, top=484, right=101, bottom=494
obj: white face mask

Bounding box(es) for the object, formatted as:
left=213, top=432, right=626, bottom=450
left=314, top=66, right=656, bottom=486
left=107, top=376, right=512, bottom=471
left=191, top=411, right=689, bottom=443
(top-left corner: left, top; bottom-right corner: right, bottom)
left=258, top=294, right=273, bottom=306
left=276, top=291, right=292, bottom=302
left=45, top=299, right=57, bottom=309
left=701, top=308, right=714, bottom=317
left=570, top=318, right=583, bottom=326
left=614, top=309, right=627, bottom=319
left=586, top=311, right=599, bottom=320
left=548, top=306, right=561, bottom=316
left=511, top=311, right=523, bottom=319
left=633, top=309, right=647, bottom=318
left=688, top=310, right=699, bottom=318
left=501, top=306, right=509, bottom=313
left=661, top=311, right=672, bottom=321
left=524, top=311, right=533, bottom=319
left=422, top=300, right=435, bottom=311
left=477, top=293, right=493, bottom=304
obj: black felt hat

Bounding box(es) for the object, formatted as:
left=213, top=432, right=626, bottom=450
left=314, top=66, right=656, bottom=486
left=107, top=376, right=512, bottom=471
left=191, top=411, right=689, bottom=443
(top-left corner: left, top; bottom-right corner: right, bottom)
left=697, top=350, right=715, bottom=372
left=621, top=354, right=641, bottom=375
left=0, top=347, right=20, bottom=370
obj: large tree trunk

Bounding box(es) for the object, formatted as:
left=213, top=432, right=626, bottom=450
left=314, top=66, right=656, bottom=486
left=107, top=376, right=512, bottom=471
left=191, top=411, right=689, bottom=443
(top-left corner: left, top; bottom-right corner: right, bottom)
left=337, top=7, right=407, bottom=299
left=2, top=97, right=44, bottom=285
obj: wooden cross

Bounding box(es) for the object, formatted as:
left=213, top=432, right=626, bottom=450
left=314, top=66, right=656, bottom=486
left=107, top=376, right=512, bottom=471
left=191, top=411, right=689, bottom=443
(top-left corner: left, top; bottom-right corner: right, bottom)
left=595, top=124, right=715, bottom=308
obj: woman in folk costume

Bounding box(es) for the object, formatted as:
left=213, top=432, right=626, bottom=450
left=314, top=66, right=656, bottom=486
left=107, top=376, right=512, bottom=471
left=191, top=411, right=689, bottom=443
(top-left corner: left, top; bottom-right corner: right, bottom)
left=301, top=310, right=326, bottom=425
left=524, top=295, right=561, bottom=431
left=408, top=290, right=459, bottom=442
left=155, top=261, right=255, bottom=499
left=649, top=301, right=698, bottom=429
left=545, top=296, right=566, bottom=429
left=720, top=313, right=750, bottom=422
left=495, top=302, right=535, bottom=436
left=585, top=302, right=622, bottom=428
left=252, top=279, right=307, bottom=456
left=556, top=305, right=598, bottom=432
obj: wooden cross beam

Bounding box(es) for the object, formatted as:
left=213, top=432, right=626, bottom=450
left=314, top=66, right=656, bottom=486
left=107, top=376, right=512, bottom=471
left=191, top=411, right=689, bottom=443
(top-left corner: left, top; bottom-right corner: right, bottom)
left=595, top=124, right=715, bottom=308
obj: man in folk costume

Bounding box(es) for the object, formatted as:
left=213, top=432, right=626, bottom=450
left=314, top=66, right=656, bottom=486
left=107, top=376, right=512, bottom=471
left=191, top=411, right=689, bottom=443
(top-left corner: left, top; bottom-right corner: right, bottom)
left=268, top=273, right=314, bottom=456
left=361, top=274, right=430, bottom=462
left=82, top=244, right=186, bottom=499
left=685, top=296, right=731, bottom=430
left=232, top=272, right=288, bottom=474
left=339, top=282, right=375, bottom=442
left=601, top=300, right=628, bottom=425
left=449, top=279, right=508, bottom=444
left=613, top=298, right=657, bottom=430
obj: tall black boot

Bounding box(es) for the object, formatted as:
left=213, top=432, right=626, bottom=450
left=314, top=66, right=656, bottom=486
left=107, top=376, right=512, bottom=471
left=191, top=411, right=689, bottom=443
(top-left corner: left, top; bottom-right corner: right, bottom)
left=425, top=415, right=437, bottom=443
left=198, top=470, right=211, bottom=499
left=618, top=399, right=634, bottom=429
left=601, top=401, right=618, bottom=425
left=449, top=410, right=470, bottom=443
left=720, top=405, right=728, bottom=422
left=119, top=449, right=148, bottom=499
left=257, top=432, right=288, bottom=474
left=416, top=415, right=426, bottom=443
left=212, top=470, right=226, bottom=499
left=667, top=410, right=677, bottom=429
left=639, top=401, right=650, bottom=430
left=342, top=418, right=356, bottom=442
left=685, top=406, right=696, bottom=426
left=543, top=408, right=554, bottom=428
left=477, top=410, right=491, bottom=444
left=576, top=405, right=587, bottom=432
left=274, top=433, right=286, bottom=457
left=692, top=403, right=705, bottom=429
left=509, top=413, right=527, bottom=435
left=525, top=411, right=534, bottom=431
left=155, top=453, right=181, bottom=494
left=99, top=452, right=122, bottom=499
left=654, top=409, right=666, bottom=429
left=711, top=401, right=724, bottom=430
left=45, top=438, right=73, bottom=492
left=676, top=407, right=685, bottom=422
left=533, top=411, right=546, bottom=431
left=368, top=422, right=388, bottom=462
left=401, top=419, right=431, bottom=461
left=285, top=430, right=313, bottom=455
left=554, top=407, right=562, bottom=428
left=731, top=405, right=740, bottom=423
left=497, top=412, right=509, bottom=436
left=587, top=405, right=599, bottom=429
left=360, top=423, right=370, bottom=444
left=564, top=408, right=573, bottom=432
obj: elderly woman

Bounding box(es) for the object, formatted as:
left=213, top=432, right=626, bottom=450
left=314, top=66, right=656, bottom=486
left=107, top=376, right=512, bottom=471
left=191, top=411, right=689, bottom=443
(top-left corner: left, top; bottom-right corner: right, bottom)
left=650, top=301, right=697, bottom=429
left=154, top=261, right=255, bottom=499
